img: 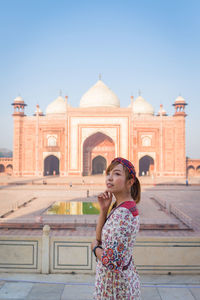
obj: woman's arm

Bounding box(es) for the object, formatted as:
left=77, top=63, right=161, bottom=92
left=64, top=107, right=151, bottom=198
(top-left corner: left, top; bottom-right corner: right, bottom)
left=96, top=191, right=112, bottom=243
left=96, top=211, right=107, bottom=243
left=91, top=191, right=112, bottom=255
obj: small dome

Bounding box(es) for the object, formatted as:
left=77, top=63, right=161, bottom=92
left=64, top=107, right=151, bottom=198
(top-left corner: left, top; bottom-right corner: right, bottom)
left=14, top=96, right=24, bottom=103
left=80, top=80, right=120, bottom=108
left=175, top=95, right=186, bottom=103
left=132, top=96, right=154, bottom=115
left=46, top=96, right=66, bottom=114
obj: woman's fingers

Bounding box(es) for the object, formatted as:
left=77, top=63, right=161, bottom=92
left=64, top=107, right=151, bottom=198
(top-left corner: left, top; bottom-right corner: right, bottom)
left=98, top=191, right=112, bottom=200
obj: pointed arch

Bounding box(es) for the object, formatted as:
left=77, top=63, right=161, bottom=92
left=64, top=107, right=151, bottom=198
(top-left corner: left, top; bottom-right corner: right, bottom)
left=44, top=155, right=59, bottom=176
left=139, top=155, right=154, bottom=176
left=82, top=132, right=115, bottom=176
left=92, top=155, right=107, bottom=174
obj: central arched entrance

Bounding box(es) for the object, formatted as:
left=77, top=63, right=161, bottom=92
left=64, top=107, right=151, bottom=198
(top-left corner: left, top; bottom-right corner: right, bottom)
left=92, top=156, right=107, bottom=174
left=83, top=132, right=115, bottom=176
left=139, top=155, right=154, bottom=176
left=44, top=155, right=59, bottom=176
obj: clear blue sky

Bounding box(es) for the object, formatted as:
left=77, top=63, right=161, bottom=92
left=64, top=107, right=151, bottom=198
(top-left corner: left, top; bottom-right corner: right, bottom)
left=0, top=0, right=199, bottom=158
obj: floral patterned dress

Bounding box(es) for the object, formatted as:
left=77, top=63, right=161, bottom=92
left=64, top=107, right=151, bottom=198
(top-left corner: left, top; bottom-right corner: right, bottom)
left=94, top=201, right=141, bottom=300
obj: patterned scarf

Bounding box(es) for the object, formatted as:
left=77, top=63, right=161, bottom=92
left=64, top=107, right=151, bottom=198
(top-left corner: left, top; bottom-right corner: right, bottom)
left=111, top=157, right=136, bottom=180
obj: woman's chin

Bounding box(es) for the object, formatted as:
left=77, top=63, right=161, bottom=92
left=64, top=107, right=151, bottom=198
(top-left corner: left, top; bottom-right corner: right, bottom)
left=106, top=186, right=114, bottom=192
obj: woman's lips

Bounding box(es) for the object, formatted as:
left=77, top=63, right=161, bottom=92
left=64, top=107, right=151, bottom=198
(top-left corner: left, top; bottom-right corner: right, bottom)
left=106, top=183, right=114, bottom=188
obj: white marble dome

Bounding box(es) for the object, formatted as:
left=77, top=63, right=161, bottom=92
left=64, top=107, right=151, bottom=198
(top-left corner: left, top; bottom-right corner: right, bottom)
left=14, top=96, right=24, bottom=102
left=132, top=96, right=154, bottom=115
left=175, top=95, right=186, bottom=103
left=80, top=80, right=120, bottom=108
left=46, top=96, right=66, bottom=114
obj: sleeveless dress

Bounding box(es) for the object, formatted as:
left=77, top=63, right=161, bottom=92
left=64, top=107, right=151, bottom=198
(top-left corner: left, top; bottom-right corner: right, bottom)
left=94, top=201, right=141, bottom=300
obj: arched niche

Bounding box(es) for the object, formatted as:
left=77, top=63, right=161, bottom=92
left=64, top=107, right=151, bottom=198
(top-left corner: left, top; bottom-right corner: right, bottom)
left=92, top=155, right=107, bottom=175
left=44, top=155, right=59, bottom=176
left=139, top=155, right=154, bottom=176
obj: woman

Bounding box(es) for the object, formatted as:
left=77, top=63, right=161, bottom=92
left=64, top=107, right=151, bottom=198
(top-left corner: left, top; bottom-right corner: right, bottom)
left=91, top=157, right=141, bottom=300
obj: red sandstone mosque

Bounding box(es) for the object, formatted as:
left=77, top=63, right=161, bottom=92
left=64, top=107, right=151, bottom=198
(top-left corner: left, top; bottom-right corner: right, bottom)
left=0, top=79, right=199, bottom=177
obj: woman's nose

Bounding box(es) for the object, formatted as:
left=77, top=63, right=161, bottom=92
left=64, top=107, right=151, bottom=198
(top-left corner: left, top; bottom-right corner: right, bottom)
left=107, top=174, right=113, bottom=181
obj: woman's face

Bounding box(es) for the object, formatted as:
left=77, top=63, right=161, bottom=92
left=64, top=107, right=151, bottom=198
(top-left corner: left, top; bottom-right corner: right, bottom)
left=106, top=163, right=128, bottom=193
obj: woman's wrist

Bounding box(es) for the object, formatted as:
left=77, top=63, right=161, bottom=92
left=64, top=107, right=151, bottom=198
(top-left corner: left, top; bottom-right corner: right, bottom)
left=97, top=239, right=102, bottom=245
left=93, top=245, right=103, bottom=257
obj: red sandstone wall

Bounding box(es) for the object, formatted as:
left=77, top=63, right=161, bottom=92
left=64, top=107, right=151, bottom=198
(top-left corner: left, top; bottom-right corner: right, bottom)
left=12, top=107, right=187, bottom=177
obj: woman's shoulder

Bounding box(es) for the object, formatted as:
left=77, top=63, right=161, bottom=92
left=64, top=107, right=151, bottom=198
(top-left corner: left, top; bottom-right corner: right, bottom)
left=117, top=201, right=139, bottom=217
left=111, top=205, right=140, bottom=232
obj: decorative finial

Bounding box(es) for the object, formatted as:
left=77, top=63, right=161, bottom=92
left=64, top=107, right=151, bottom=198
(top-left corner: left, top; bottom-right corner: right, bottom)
left=131, top=95, right=134, bottom=105
left=59, top=89, right=62, bottom=96
left=99, top=73, right=102, bottom=80
left=138, top=89, right=141, bottom=96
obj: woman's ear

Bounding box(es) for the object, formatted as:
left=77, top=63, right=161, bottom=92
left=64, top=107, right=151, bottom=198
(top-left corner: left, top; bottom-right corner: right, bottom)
left=128, top=178, right=134, bottom=187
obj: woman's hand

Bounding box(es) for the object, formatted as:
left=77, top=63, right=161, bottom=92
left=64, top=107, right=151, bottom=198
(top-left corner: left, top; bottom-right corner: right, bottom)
left=98, top=191, right=112, bottom=213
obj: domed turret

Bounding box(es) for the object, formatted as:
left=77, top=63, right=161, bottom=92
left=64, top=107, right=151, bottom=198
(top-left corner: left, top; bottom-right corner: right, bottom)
left=173, top=95, right=187, bottom=117
left=79, top=80, right=120, bottom=108
left=12, top=95, right=27, bottom=116
left=174, top=95, right=186, bottom=103
left=132, top=96, right=154, bottom=115
left=46, top=96, right=66, bottom=114
left=13, top=96, right=24, bottom=103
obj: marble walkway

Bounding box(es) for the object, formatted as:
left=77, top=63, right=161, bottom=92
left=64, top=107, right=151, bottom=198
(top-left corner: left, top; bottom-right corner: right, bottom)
left=0, top=273, right=199, bottom=300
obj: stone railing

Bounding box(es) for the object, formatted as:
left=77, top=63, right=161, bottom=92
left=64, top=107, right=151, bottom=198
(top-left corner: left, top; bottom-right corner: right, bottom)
left=170, top=205, right=193, bottom=229
left=150, top=196, right=193, bottom=229
left=0, top=226, right=200, bottom=274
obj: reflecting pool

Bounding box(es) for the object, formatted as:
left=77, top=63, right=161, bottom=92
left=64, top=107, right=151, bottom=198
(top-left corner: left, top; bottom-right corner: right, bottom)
left=46, top=201, right=100, bottom=215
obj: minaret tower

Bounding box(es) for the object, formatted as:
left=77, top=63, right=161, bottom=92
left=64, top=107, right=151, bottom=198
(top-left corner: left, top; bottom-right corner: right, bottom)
left=12, top=96, right=27, bottom=176
left=12, top=96, right=27, bottom=116
left=173, top=95, right=187, bottom=117
left=173, top=95, right=188, bottom=177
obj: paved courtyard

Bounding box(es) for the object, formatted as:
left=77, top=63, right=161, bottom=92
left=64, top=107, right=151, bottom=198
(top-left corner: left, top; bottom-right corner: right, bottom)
left=0, top=176, right=200, bottom=299
left=0, top=273, right=199, bottom=300
left=0, top=175, right=200, bottom=237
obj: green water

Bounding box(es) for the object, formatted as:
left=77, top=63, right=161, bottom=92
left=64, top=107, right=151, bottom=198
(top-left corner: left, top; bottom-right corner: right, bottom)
left=46, top=201, right=100, bottom=215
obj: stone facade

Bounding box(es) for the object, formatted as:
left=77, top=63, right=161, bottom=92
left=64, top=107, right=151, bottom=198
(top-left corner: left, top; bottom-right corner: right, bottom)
left=10, top=80, right=189, bottom=177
